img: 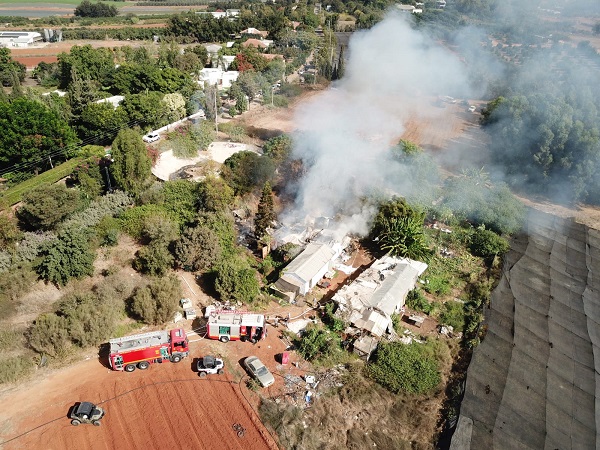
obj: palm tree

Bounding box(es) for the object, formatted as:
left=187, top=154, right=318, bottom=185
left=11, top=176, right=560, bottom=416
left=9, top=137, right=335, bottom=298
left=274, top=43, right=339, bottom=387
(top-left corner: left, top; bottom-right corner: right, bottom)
left=377, top=216, right=431, bottom=261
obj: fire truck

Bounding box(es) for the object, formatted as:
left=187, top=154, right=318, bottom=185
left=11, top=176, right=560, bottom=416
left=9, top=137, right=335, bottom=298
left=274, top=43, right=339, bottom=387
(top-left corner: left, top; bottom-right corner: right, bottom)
left=108, top=328, right=189, bottom=372
left=207, top=310, right=266, bottom=343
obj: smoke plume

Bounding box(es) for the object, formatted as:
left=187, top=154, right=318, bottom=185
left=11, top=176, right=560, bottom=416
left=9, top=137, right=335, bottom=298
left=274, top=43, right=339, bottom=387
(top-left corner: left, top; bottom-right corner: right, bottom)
left=284, top=12, right=476, bottom=233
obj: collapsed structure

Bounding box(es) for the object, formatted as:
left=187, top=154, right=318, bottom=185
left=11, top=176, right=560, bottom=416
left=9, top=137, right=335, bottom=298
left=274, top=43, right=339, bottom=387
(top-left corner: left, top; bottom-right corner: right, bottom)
left=333, top=254, right=427, bottom=359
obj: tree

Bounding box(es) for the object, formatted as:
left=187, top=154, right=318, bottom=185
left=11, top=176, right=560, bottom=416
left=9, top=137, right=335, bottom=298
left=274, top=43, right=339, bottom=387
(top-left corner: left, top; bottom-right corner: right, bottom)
left=214, top=258, right=260, bottom=304
left=254, top=182, right=275, bottom=240
left=377, top=215, right=431, bottom=261
left=17, top=184, right=84, bottom=231
left=33, top=61, right=61, bottom=87
left=336, top=45, right=345, bottom=79
left=221, top=151, right=275, bottom=195
left=58, top=45, right=115, bottom=88
left=197, top=176, right=234, bottom=212
left=368, top=341, right=441, bottom=395
left=0, top=48, right=26, bottom=87
left=78, top=102, right=129, bottom=145
left=74, top=0, right=118, bottom=18
left=162, top=92, right=186, bottom=122
left=262, top=134, right=292, bottom=165
left=133, top=243, right=174, bottom=276
left=36, top=227, right=96, bottom=286
left=67, top=71, right=101, bottom=121
left=175, top=225, right=222, bottom=272
left=131, top=275, right=182, bottom=325
left=120, top=91, right=169, bottom=130
left=110, top=129, right=152, bottom=196
left=0, top=98, right=79, bottom=177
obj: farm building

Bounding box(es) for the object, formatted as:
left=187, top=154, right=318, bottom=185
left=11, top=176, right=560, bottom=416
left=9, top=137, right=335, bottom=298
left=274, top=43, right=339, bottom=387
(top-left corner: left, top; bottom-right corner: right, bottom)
left=333, top=254, right=427, bottom=342
left=0, top=31, right=43, bottom=48
left=273, top=242, right=337, bottom=300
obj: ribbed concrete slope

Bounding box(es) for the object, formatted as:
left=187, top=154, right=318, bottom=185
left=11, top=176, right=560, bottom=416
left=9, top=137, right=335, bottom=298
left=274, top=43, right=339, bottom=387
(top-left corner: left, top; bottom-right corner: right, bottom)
left=451, top=209, right=600, bottom=450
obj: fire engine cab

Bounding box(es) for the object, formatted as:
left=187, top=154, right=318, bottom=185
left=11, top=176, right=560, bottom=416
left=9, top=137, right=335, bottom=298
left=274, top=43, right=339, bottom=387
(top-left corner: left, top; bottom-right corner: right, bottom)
left=207, top=310, right=266, bottom=343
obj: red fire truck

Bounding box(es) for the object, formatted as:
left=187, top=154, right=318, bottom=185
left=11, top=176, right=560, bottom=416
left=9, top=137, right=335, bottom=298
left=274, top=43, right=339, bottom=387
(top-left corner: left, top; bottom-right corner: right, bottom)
left=207, top=310, right=266, bottom=343
left=108, top=328, right=189, bottom=372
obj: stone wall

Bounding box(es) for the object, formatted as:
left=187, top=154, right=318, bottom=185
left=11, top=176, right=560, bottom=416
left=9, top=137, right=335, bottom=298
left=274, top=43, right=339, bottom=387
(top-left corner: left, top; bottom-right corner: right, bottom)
left=451, top=209, right=600, bottom=449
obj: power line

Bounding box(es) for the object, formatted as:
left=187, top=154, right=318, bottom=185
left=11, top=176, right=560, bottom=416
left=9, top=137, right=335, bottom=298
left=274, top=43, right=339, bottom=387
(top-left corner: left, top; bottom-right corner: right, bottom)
left=0, top=117, right=146, bottom=178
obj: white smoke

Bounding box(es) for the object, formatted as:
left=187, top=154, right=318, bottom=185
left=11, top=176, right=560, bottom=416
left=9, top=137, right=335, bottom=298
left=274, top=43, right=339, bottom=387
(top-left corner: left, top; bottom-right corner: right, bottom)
left=284, top=12, right=476, bottom=234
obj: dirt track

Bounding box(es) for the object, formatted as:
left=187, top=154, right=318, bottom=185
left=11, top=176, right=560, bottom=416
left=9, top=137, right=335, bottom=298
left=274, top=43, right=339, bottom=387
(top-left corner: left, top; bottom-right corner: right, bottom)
left=0, top=337, right=281, bottom=450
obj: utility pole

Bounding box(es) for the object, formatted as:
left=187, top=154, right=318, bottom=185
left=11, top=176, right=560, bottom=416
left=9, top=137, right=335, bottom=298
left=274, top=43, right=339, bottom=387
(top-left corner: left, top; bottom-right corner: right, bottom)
left=48, top=156, right=54, bottom=169
left=214, top=86, right=218, bottom=133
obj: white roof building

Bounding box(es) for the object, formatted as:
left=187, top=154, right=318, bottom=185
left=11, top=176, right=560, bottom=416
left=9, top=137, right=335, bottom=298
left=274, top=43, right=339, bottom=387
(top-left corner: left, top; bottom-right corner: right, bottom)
left=198, top=68, right=239, bottom=89
left=0, top=31, right=43, bottom=48
left=333, top=254, right=428, bottom=338
left=274, top=243, right=337, bottom=297
left=95, top=95, right=124, bottom=109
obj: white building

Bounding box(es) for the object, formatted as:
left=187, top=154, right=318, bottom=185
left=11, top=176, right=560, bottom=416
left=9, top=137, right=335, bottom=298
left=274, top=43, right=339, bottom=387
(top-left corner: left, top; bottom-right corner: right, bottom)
left=274, top=243, right=337, bottom=298
left=0, top=31, right=43, bottom=48
left=333, top=255, right=428, bottom=338
left=95, top=95, right=124, bottom=109
left=198, top=68, right=239, bottom=89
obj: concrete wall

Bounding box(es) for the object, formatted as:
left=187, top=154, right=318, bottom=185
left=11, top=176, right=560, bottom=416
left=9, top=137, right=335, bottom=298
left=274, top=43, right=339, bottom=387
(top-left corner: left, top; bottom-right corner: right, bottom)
left=451, top=209, right=600, bottom=450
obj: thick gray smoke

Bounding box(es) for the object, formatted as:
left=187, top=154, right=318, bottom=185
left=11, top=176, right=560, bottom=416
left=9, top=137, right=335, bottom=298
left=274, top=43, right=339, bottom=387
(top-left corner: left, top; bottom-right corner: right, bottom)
left=285, top=12, right=475, bottom=235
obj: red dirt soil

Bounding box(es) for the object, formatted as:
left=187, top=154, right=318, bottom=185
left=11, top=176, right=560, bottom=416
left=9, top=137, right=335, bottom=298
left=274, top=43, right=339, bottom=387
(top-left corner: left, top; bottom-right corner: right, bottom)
left=0, top=334, right=283, bottom=450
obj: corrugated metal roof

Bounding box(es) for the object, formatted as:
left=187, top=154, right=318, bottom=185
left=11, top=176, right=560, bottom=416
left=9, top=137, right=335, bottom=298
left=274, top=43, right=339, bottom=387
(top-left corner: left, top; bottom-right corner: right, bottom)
left=281, top=242, right=335, bottom=284
left=368, top=260, right=427, bottom=316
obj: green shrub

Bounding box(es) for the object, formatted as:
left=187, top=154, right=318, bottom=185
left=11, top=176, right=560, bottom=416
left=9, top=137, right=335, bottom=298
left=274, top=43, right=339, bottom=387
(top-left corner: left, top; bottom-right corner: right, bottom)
left=17, top=184, right=85, bottom=231
left=367, top=341, right=441, bottom=395
left=469, top=227, right=510, bottom=258
left=214, top=257, right=260, bottom=304
left=405, top=288, right=433, bottom=314
left=297, top=324, right=342, bottom=362
left=133, top=243, right=174, bottom=276
left=35, top=227, right=95, bottom=286
left=118, top=204, right=170, bottom=240
left=0, top=327, right=23, bottom=352
left=323, top=302, right=345, bottom=332
left=175, top=224, right=222, bottom=272
left=131, top=275, right=182, bottom=325
left=439, top=301, right=465, bottom=331
left=27, top=313, right=70, bottom=356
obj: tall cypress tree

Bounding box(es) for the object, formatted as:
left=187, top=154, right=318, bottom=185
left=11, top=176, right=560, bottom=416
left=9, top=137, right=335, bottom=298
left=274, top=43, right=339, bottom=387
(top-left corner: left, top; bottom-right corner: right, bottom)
left=337, top=46, right=345, bottom=79
left=254, top=181, right=275, bottom=241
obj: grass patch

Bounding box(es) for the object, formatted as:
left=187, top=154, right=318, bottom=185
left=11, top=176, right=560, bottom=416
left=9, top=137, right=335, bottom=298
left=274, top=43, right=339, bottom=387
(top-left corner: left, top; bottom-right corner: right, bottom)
left=0, top=157, right=84, bottom=209
left=0, top=327, right=25, bottom=352
left=0, top=354, right=36, bottom=384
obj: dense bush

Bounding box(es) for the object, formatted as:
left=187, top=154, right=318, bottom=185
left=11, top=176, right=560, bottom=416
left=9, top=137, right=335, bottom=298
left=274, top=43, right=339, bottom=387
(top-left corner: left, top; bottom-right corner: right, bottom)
left=175, top=225, right=222, bottom=272
left=405, top=288, right=433, bottom=314
left=469, top=227, right=510, bottom=258
left=13, top=232, right=57, bottom=264
left=131, top=275, right=182, bottom=325
left=221, top=151, right=275, bottom=196
left=197, top=176, right=234, bottom=213
left=27, top=313, right=70, bottom=356
left=133, top=243, right=174, bottom=276
left=61, top=190, right=132, bottom=230
left=296, top=324, right=342, bottom=362
left=36, top=227, right=96, bottom=286
left=118, top=204, right=171, bottom=240
left=214, top=257, right=260, bottom=304
left=17, top=184, right=84, bottom=231
left=367, top=341, right=441, bottom=395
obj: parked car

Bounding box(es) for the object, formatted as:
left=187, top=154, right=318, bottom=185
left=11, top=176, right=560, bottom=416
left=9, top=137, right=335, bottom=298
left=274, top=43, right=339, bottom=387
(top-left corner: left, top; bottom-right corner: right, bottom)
left=468, top=105, right=477, bottom=113
left=143, top=132, right=160, bottom=143
left=197, top=355, right=224, bottom=377
left=243, top=356, right=275, bottom=387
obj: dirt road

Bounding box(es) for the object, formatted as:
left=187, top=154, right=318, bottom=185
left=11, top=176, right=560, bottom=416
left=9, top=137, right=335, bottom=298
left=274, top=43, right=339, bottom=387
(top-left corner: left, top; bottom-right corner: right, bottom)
left=0, top=337, right=281, bottom=450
